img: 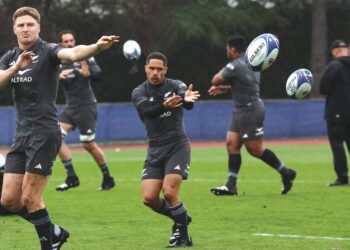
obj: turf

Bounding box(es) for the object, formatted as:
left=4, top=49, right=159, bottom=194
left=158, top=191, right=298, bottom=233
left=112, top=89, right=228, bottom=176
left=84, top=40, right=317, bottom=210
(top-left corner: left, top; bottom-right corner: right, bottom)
left=1, top=143, right=349, bottom=250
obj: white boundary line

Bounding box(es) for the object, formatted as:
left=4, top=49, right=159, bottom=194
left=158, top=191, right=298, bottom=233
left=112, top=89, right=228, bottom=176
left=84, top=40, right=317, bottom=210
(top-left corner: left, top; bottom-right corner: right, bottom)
left=254, top=233, right=350, bottom=241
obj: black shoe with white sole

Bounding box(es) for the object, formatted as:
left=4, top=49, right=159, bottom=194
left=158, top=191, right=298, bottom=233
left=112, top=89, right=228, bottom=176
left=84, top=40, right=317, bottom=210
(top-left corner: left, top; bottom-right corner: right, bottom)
left=167, top=236, right=193, bottom=248
left=52, top=225, right=69, bottom=250
left=169, top=215, right=192, bottom=244
left=210, top=185, right=237, bottom=196
left=56, top=176, right=80, bottom=191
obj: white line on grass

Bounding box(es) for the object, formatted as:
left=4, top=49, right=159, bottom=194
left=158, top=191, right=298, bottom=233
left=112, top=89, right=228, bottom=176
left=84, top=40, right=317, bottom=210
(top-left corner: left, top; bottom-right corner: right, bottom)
left=254, top=233, right=350, bottom=241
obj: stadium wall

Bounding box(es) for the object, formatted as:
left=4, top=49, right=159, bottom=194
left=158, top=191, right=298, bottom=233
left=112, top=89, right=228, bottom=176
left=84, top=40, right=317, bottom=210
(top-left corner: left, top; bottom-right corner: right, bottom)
left=0, top=100, right=326, bottom=145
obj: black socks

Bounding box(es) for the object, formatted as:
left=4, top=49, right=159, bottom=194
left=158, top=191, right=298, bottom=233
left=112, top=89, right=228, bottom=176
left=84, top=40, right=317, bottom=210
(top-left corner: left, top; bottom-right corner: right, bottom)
left=27, top=208, right=52, bottom=250
left=226, top=154, right=241, bottom=189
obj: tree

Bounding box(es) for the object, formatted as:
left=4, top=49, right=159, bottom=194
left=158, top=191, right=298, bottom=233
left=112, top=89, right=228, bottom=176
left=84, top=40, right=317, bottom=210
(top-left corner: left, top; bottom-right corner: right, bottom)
left=310, top=0, right=327, bottom=97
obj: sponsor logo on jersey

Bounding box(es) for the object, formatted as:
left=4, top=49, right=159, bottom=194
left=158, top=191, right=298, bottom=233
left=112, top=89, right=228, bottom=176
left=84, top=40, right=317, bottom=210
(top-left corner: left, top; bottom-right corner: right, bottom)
left=226, top=63, right=235, bottom=70
left=149, top=97, right=154, bottom=102
left=18, top=68, right=32, bottom=75
left=32, top=55, right=39, bottom=63
left=242, top=133, right=249, bottom=139
left=160, top=111, right=172, bottom=118
left=11, top=76, right=33, bottom=83
left=11, top=68, right=33, bottom=83
left=164, top=91, right=172, bottom=99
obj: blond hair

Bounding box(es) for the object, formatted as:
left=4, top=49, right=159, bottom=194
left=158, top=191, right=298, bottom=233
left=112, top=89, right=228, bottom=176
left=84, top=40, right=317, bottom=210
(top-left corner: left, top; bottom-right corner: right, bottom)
left=13, top=6, right=40, bottom=24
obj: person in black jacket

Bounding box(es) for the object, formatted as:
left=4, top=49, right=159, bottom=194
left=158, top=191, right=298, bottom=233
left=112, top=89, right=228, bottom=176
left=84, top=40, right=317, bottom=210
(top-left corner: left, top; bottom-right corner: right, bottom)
left=320, top=39, right=350, bottom=186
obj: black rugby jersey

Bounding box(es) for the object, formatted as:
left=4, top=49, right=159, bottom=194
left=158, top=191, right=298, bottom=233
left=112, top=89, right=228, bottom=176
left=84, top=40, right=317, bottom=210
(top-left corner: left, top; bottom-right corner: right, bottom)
left=132, top=78, right=192, bottom=146
left=60, top=57, right=101, bottom=106
left=0, top=38, right=62, bottom=136
left=220, top=54, right=261, bottom=107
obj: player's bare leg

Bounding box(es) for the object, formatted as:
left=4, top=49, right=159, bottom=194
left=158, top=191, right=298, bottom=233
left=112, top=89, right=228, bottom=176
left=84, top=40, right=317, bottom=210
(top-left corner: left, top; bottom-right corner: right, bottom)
left=245, top=139, right=297, bottom=195
left=2, top=173, right=69, bottom=249
left=82, top=141, right=115, bottom=190
left=142, top=177, right=192, bottom=247
left=56, top=123, right=80, bottom=191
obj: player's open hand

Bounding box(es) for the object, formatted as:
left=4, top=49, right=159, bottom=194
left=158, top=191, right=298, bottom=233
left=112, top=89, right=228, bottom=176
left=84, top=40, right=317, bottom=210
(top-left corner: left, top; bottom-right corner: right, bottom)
left=208, top=85, right=230, bottom=96
left=59, top=69, right=74, bottom=80
left=96, top=35, right=120, bottom=51
left=14, top=51, right=35, bottom=71
left=184, top=84, right=200, bottom=103
left=75, top=60, right=90, bottom=77
left=163, top=93, right=183, bottom=109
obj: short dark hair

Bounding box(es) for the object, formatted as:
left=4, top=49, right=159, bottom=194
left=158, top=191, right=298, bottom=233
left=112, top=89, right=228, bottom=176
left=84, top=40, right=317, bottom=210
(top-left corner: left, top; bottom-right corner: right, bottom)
left=58, top=29, right=76, bottom=43
left=227, top=35, right=246, bottom=53
left=13, top=6, right=40, bottom=24
left=146, top=52, right=167, bottom=66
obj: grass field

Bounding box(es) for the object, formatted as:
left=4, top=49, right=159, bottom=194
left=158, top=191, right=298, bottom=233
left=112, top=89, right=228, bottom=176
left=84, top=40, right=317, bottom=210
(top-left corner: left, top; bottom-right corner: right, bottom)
left=1, top=142, right=350, bottom=250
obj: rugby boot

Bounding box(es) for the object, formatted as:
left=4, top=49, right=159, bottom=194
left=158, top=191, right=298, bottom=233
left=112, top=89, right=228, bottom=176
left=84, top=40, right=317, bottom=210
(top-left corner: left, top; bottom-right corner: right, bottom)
left=56, top=176, right=80, bottom=191
left=210, top=185, right=237, bottom=196
left=52, top=225, right=69, bottom=250
left=167, top=236, right=193, bottom=248
left=169, top=215, right=192, bottom=244
left=98, top=176, right=115, bottom=191
left=281, top=168, right=297, bottom=194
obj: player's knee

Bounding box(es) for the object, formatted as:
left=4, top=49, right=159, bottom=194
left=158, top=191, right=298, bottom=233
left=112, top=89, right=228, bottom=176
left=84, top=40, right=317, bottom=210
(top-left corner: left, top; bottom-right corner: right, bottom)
left=142, top=195, right=158, bottom=208
left=1, top=196, right=20, bottom=212
left=82, top=142, right=93, bottom=152
left=246, top=146, right=262, bottom=157
left=162, top=186, right=177, bottom=203
left=226, top=141, right=240, bottom=154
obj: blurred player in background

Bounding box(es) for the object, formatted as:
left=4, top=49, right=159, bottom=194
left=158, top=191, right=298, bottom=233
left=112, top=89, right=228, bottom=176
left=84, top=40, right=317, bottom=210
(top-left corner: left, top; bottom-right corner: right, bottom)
left=0, top=6, right=119, bottom=249
left=209, top=34, right=297, bottom=196
left=55, top=30, right=115, bottom=191
left=132, top=52, right=200, bottom=247
left=320, top=39, right=350, bottom=186
left=0, top=153, right=12, bottom=215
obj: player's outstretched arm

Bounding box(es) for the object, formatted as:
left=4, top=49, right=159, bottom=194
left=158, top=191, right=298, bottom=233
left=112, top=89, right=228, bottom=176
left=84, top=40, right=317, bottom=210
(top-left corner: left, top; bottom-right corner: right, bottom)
left=58, top=35, right=120, bottom=64
left=0, top=50, right=34, bottom=89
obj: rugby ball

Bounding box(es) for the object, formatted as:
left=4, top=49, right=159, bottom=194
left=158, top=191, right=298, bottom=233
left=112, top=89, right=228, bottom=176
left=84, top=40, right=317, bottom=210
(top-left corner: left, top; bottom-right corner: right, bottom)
left=245, top=33, right=279, bottom=71
left=123, top=40, right=141, bottom=60
left=286, top=69, right=313, bottom=99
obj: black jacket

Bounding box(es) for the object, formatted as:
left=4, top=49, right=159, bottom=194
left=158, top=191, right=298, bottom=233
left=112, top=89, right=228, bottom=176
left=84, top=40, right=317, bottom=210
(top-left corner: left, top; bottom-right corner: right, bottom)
left=319, top=56, right=350, bottom=122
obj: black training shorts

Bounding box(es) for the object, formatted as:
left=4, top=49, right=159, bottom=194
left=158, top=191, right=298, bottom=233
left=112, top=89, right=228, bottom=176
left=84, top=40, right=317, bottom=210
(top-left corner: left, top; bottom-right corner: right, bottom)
left=59, top=103, right=97, bottom=136
left=142, top=139, right=191, bottom=180
left=229, top=101, right=265, bottom=141
left=5, top=132, right=62, bottom=176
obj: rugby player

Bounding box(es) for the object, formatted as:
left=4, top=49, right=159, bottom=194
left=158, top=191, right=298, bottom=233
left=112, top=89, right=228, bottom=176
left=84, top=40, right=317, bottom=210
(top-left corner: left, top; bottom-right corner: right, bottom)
left=209, top=35, right=297, bottom=196
left=0, top=6, right=118, bottom=249
left=132, top=52, right=200, bottom=248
